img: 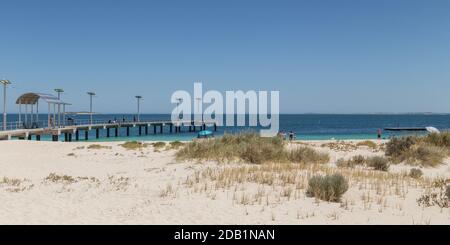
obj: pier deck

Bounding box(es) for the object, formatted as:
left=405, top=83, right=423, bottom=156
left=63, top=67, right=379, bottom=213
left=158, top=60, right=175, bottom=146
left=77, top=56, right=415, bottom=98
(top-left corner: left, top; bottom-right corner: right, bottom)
left=0, top=120, right=217, bottom=141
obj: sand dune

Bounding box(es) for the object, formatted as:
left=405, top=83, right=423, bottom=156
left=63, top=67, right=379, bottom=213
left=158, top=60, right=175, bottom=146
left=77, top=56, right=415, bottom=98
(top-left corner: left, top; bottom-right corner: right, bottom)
left=0, top=140, right=448, bottom=224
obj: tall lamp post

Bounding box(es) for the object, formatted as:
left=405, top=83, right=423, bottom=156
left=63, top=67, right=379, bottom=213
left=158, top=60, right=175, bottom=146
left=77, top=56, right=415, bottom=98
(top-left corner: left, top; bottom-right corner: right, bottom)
left=87, top=92, right=96, bottom=124
left=1, top=79, right=11, bottom=131
left=54, top=88, right=64, bottom=127
left=135, top=95, right=142, bottom=122
left=54, top=88, right=64, bottom=99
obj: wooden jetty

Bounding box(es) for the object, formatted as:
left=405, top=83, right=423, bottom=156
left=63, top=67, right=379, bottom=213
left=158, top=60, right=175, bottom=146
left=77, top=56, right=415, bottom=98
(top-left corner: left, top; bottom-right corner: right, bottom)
left=0, top=120, right=217, bottom=141
left=1, top=91, right=219, bottom=141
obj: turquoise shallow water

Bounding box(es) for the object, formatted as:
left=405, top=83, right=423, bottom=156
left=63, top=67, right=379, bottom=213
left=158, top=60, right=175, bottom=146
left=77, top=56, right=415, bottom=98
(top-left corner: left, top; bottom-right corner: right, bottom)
left=5, top=114, right=449, bottom=141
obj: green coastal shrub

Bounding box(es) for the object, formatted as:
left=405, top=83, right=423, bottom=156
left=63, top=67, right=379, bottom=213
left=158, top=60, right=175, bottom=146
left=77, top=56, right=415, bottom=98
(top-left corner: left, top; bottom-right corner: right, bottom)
left=306, top=174, right=349, bottom=202
left=409, top=168, right=423, bottom=179
left=385, top=136, right=417, bottom=162
left=385, top=135, right=447, bottom=167
left=367, top=156, right=390, bottom=171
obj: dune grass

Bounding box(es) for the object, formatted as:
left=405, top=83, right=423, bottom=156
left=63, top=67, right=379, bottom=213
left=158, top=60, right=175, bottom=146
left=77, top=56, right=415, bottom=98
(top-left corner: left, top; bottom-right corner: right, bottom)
left=152, top=142, right=166, bottom=148
left=424, top=131, right=450, bottom=149
left=183, top=158, right=432, bottom=207
left=169, top=141, right=184, bottom=149
left=337, top=155, right=390, bottom=171
left=44, top=173, right=76, bottom=183
left=385, top=133, right=450, bottom=167
left=321, top=141, right=357, bottom=152
left=120, top=141, right=149, bottom=150
left=336, top=155, right=366, bottom=168
left=287, top=146, right=330, bottom=164
left=0, top=177, right=23, bottom=186
left=356, top=140, right=378, bottom=149
left=87, top=144, right=111, bottom=150
left=176, top=133, right=329, bottom=164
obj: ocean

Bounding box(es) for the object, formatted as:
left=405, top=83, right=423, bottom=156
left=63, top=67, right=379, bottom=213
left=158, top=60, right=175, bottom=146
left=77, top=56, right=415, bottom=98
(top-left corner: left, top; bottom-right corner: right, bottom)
left=3, top=114, right=450, bottom=141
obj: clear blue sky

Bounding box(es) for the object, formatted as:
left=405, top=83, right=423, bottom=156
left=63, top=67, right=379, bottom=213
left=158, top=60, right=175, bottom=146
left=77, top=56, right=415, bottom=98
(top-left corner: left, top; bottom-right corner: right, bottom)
left=1, top=0, right=449, bottom=113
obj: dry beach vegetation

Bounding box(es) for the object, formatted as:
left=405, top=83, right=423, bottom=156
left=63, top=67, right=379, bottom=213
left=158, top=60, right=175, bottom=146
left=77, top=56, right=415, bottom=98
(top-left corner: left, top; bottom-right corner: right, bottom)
left=0, top=133, right=449, bottom=224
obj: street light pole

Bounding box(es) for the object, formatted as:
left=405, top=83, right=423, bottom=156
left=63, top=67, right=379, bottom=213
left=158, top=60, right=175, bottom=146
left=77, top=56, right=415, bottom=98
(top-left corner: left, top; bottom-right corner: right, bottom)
left=87, top=92, right=96, bottom=124
left=1, top=79, right=11, bottom=131
left=54, top=88, right=64, bottom=127
left=135, top=95, right=142, bottom=122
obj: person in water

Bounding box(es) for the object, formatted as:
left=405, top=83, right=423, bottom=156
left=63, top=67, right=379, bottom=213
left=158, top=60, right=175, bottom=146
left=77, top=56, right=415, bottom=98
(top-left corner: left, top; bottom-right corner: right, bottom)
left=377, top=129, right=382, bottom=139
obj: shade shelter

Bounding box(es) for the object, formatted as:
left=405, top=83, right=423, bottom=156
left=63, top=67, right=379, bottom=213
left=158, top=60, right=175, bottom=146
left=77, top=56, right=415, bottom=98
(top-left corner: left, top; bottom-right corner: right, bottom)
left=16, top=92, right=70, bottom=129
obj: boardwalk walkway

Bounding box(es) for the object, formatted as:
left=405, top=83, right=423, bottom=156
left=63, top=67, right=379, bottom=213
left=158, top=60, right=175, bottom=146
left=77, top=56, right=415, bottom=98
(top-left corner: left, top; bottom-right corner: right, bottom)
left=0, top=120, right=217, bottom=141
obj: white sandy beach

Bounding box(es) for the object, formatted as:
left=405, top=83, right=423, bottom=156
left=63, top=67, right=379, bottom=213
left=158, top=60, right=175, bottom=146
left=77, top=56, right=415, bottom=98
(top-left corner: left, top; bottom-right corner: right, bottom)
left=0, top=139, right=449, bottom=224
